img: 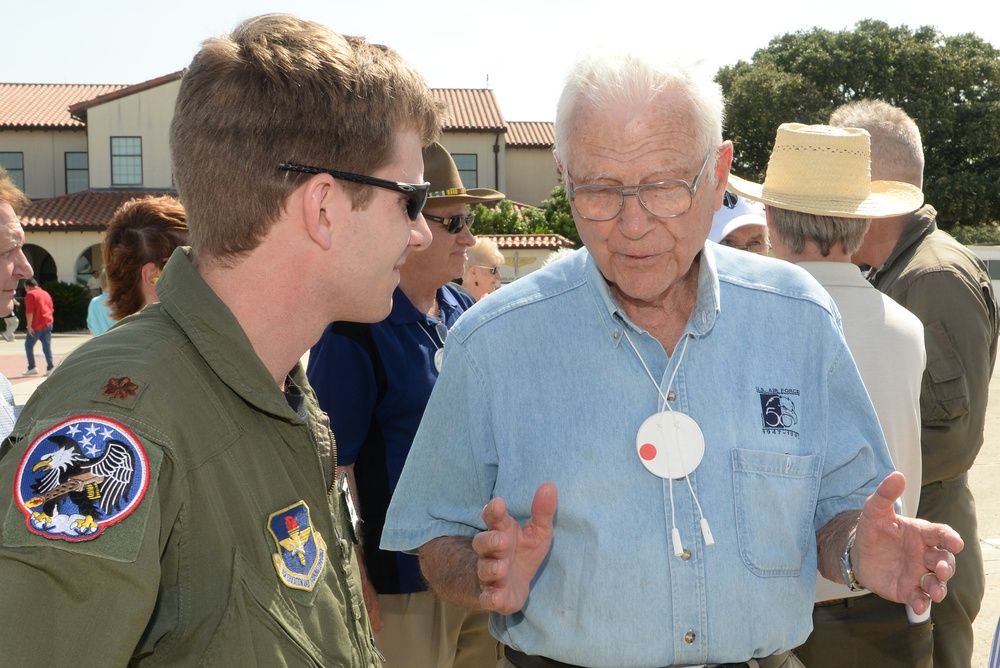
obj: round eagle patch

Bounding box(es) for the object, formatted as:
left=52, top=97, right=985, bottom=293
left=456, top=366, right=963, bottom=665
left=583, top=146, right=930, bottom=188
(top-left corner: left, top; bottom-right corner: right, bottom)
left=13, top=416, right=150, bottom=542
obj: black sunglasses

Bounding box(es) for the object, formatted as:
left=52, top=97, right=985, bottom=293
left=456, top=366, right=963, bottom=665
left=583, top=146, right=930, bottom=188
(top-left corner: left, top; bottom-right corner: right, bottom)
left=424, top=213, right=475, bottom=234
left=278, top=162, right=430, bottom=221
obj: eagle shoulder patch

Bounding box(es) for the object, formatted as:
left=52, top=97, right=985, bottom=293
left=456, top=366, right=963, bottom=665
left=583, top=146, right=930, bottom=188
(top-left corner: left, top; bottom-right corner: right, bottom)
left=13, top=416, right=150, bottom=542
left=267, top=501, right=328, bottom=591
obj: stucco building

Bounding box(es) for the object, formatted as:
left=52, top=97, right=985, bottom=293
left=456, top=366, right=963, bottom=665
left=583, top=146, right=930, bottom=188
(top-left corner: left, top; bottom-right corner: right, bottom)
left=1, top=73, right=568, bottom=287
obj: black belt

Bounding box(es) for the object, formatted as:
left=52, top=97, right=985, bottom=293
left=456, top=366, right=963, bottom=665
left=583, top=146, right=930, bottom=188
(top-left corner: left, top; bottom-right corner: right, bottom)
left=503, top=647, right=752, bottom=668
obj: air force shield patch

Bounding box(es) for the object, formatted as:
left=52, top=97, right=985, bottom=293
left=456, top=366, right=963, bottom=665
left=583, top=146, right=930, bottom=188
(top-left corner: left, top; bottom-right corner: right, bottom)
left=14, top=416, right=150, bottom=542
left=267, top=501, right=328, bottom=591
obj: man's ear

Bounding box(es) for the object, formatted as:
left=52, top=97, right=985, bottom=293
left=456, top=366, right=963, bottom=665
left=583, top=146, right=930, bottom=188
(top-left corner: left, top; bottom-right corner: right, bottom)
left=712, top=141, right=735, bottom=211
left=301, top=176, right=337, bottom=251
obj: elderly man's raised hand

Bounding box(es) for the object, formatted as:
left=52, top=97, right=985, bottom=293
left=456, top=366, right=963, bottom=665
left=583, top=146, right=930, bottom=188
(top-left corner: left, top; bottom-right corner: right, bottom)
left=854, top=471, right=963, bottom=614
left=472, top=483, right=557, bottom=615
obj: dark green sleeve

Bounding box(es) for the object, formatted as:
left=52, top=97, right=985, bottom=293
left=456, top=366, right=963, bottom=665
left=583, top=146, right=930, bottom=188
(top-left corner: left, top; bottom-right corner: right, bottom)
left=0, top=426, right=165, bottom=665
left=895, top=270, right=998, bottom=482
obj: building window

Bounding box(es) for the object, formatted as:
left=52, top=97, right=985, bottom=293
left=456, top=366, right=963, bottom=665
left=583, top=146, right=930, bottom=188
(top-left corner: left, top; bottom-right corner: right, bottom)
left=0, top=153, right=25, bottom=192
left=111, top=137, right=142, bottom=186
left=65, top=152, right=89, bottom=194
left=451, top=153, right=478, bottom=189
left=985, top=259, right=1000, bottom=281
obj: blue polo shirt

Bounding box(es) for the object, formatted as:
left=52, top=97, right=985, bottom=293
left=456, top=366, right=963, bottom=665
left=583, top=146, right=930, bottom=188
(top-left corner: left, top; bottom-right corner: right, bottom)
left=307, top=284, right=473, bottom=594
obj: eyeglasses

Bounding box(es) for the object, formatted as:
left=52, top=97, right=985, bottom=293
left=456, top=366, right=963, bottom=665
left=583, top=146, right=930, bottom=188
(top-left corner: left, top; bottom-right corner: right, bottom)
left=475, top=265, right=500, bottom=275
left=424, top=213, right=475, bottom=234
left=278, top=162, right=430, bottom=221
left=719, top=239, right=771, bottom=255
left=566, top=153, right=713, bottom=221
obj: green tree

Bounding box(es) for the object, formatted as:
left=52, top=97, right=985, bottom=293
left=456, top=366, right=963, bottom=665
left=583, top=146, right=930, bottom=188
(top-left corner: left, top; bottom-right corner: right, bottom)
left=717, top=20, right=1000, bottom=230
left=469, top=182, right=582, bottom=247
left=471, top=200, right=536, bottom=235
left=540, top=182, right=581, bottom=247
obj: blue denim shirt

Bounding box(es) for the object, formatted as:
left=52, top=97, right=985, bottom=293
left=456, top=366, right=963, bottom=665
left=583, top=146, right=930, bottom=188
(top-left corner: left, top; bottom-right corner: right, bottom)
left=382, top=244, right=892, bottom=667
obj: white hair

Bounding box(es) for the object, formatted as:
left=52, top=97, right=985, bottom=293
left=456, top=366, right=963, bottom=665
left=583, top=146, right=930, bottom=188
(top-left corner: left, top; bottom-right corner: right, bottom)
left=554, top=50, right=724, bottom=171
left=829, top=100, right=924, bottom=188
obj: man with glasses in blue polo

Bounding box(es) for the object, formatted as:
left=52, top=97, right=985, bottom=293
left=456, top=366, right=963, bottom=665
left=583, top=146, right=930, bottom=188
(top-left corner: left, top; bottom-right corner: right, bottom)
left=381, top=51, right=964, bottom=668
left=308, top=141, right=504, bottom=668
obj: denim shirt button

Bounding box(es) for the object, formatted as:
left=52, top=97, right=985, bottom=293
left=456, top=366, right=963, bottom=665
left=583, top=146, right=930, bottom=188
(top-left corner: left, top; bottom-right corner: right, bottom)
left=684, top=631, right=696, bottom=644
left=667, top=390, right=676, bottom=402
left=680, top=548, right=691, bottom=561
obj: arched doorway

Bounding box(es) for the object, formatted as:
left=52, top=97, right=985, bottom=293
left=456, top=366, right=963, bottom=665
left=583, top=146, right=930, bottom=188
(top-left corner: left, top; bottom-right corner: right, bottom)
left=22, top=244, right=57, bottom=290
left=75, top=244, right=104, bottom=290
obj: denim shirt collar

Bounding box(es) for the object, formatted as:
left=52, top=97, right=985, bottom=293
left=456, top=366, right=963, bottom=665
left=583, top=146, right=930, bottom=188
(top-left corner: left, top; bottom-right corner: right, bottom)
left=583, top=244, right=721, bottom=348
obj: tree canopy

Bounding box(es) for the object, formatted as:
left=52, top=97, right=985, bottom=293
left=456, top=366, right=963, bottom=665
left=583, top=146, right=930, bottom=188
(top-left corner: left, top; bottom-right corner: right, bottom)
left=716, top=20, right=1000, bottom=231
left=471, top=182, right=581, bottom=247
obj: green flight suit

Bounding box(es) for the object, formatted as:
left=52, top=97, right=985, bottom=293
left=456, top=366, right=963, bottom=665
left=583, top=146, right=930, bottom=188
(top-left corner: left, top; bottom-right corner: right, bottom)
left=0, top=249, right=381, bottom=667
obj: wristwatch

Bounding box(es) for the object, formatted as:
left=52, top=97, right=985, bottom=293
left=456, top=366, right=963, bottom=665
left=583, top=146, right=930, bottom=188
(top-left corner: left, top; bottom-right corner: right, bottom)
left=840, top=527, right=866, bottom=592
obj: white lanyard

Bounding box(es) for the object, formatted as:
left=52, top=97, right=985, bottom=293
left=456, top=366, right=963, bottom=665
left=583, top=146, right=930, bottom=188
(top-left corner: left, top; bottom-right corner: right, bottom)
left=621, top=327, right=715, bottom=556
left=419, top=318, right=448, bottom=372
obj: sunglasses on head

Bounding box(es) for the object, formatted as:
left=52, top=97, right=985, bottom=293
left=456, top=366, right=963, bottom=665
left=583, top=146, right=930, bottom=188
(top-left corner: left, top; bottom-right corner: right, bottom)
left=278, top=162, right=430, bottom=221
left=424, top=213, right=475, bottom=234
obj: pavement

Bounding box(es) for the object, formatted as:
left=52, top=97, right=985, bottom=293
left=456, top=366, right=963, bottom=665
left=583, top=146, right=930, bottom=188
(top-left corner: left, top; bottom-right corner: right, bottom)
left=1, top=332, right=998, bottom=663
left=1, top=332, right=89, bottom=405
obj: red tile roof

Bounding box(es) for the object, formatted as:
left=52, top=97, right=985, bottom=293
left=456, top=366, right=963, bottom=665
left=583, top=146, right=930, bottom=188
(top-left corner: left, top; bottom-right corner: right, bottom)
left=1, top=78, right=507, bottom=135
left=69, top=71, right=184, bottom=122
left=432, top=89, right=506, bottom=132
left=21, top=189, right=176, bottom=230
left=506, top=121, right=554, bottom=148
left=0, top=83, right=126, bottom=129
left=486, top=234, right=576, bottom=250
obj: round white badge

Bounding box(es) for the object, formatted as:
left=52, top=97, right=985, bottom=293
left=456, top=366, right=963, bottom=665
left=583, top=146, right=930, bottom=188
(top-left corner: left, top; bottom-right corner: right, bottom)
left=636, top=411, right=705, bottom=479
left=434, top=348, right=444, bottom=373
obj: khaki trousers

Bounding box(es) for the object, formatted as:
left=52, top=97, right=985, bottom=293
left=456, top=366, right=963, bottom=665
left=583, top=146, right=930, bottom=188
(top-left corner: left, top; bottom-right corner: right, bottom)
left=375, top=591, right=497, bottom=668
left=794, top=593, right=932, bottom=667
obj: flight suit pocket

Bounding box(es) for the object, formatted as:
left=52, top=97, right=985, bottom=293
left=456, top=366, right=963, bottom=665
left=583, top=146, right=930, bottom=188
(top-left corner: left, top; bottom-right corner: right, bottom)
left=199, top=553, right=325, bottom=668
left=732, top=449, right=822, bottom=577
left=920, top=320, right=969, bottom=424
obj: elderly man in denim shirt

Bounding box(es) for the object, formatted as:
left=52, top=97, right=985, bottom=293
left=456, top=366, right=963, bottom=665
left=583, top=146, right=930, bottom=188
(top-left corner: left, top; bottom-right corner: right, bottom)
left=382, top=52, right=963, bottom=668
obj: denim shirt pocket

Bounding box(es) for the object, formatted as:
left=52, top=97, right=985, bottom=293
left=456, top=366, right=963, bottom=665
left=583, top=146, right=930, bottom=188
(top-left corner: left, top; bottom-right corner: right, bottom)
left=732, top=449, right=822, bottom=577
left=920, top=320, right=970, bottom=424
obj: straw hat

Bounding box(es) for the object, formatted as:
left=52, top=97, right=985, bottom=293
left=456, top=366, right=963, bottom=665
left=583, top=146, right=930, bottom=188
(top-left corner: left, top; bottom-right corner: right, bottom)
left=727, top=123, right=923, bottom=218
left=423, top=141, right=504, bottom=205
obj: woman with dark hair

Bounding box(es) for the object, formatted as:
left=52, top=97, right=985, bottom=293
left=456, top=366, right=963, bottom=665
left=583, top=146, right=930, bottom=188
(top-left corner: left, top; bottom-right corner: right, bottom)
left=103, top=196, right=188, bottom=321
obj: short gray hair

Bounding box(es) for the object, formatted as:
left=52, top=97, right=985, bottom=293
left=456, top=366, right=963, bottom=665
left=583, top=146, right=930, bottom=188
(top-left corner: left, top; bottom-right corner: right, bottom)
left=829, top=100, right=924, bottom=188
left=554, top=51, right=723, bottom=173
left=769, top=207, right=869, bottom=256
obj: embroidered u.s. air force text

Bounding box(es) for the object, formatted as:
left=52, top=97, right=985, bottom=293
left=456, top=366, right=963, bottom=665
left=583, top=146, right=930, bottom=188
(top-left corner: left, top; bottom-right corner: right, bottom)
left=13, top=416, right=150, bottom=542
left=267, top=501, right=328, bottom=591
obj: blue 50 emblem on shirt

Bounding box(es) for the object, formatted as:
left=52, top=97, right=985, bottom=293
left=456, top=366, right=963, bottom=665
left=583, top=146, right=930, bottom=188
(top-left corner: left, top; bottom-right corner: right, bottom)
left=758, top=387, right=801, bottom=438
left=13, top=416, right=150, bottom=542
left=267, top=501, right=327, bottom=591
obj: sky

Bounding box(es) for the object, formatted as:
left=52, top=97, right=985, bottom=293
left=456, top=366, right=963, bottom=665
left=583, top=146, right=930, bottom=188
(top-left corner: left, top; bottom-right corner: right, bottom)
left=4, top=0, right=998, bottom=123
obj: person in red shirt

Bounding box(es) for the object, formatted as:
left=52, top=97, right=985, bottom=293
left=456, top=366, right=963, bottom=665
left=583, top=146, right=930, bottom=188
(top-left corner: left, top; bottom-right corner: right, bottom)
left=22, top=277, right=54, bottom=376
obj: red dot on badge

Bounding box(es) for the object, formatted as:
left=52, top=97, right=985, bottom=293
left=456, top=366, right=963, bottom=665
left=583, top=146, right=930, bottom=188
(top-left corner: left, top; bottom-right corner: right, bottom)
left=639, top=443, right=657, bottom=461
